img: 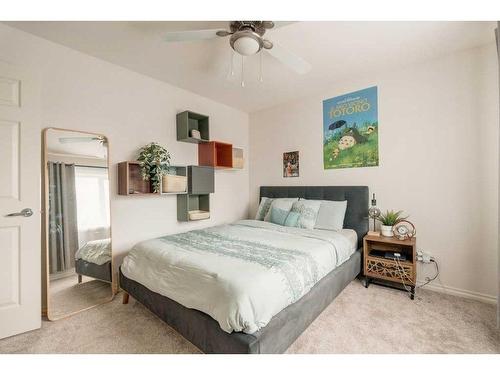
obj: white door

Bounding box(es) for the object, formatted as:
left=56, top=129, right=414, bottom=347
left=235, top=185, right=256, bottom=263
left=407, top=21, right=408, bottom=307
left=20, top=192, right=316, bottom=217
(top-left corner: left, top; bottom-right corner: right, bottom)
left=0, top=60, right=40, bottom=339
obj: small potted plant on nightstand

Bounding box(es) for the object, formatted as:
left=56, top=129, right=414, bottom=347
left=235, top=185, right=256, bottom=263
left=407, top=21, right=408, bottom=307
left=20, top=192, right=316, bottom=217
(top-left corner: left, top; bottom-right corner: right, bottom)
left=377, top=210, right=406, bottom=237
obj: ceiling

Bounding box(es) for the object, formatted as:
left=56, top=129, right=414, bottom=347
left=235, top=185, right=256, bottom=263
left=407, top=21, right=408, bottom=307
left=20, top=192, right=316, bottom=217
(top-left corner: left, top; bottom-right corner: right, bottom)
left=47, top=129, right=107, bottom=159
left=5, top=21, right=497, bottom=113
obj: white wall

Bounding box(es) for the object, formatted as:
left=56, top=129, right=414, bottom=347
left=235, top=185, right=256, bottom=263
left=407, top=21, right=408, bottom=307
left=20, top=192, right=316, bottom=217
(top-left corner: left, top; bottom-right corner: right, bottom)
left=0, top=24, right=250, bottom=270
left=250, top=44, right=499, bottom=301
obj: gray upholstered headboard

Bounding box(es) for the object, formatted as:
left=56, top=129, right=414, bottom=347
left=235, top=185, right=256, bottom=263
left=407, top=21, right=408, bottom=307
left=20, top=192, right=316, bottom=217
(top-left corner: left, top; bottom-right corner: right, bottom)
left=260, top=186, right=369, bottom=248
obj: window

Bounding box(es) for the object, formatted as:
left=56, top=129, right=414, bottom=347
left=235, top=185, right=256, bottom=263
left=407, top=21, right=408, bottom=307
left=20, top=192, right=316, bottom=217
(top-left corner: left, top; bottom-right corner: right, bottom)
left=74, top=166, right=110, bottom=235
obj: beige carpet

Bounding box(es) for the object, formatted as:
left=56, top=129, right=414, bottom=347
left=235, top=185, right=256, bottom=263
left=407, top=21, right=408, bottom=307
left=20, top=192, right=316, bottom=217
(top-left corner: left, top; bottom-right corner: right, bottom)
left=50, top=274, right=112, bottom=319
left=1, top=280, right=498, bottom=354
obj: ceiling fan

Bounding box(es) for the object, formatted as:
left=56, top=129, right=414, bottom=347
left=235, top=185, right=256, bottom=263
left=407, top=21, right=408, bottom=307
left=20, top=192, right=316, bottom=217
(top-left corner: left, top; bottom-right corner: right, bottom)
left=58, top=136, right=106, bottom=144
left=163, top=21, right=311, bottom=76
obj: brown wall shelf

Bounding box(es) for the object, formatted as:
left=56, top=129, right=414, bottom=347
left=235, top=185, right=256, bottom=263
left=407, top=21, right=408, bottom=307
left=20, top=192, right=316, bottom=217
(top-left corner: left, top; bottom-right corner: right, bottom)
left=118, top=161, right=157, bottom=195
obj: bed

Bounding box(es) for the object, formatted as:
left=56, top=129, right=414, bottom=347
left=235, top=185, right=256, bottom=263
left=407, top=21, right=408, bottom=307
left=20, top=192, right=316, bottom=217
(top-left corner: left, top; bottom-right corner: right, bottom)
left=75, top=238, right=112, bottom=283
left=120, top=186, right=368, bottom=353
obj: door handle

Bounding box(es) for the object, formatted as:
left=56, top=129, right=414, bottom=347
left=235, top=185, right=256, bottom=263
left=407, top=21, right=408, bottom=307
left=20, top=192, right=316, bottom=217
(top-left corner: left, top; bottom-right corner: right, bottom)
left=6, top=208, right=34, bottom=217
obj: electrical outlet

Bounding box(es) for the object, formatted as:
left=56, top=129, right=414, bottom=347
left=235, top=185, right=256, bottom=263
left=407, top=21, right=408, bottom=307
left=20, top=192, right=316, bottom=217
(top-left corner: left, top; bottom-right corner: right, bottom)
left=417, top=250, right=432, bottom=263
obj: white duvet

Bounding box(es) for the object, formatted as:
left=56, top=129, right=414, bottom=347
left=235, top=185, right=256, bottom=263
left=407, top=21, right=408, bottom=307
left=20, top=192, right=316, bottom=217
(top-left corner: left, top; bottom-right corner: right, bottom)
left=75, top=238, right=111, bottom=265
left=121, top=220, right=357, bottom=334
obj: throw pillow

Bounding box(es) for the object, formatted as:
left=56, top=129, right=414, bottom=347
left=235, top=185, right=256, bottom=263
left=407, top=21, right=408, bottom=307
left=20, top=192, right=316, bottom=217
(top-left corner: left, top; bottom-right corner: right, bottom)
left=290, top=200, right=322, bottom=229
left=269, top=207, right=291, bottom=226
left=283, top=211, right=300, bottom=227
left=314, top=200, right=348, bottom=231
left=255, top=197, right=273, bottom=221
left=264, top=198, right=299, bottom=222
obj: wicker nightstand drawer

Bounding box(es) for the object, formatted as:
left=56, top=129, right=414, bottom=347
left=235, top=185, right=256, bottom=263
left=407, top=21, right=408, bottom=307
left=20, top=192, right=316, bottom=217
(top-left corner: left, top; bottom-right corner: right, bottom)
left=365, top=257, right=415, bottom=285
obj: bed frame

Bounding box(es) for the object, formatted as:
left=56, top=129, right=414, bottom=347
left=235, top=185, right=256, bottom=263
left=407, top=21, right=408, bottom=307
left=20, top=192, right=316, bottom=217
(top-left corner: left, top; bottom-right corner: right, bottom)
left=75, top=259, right=112, bottom=284
left=120, top=186, right=368, bottom=354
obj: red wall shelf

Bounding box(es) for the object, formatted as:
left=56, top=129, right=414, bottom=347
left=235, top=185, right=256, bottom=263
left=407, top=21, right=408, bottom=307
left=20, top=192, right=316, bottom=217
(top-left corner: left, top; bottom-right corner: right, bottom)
left=198, top=141, right=233, bottom=169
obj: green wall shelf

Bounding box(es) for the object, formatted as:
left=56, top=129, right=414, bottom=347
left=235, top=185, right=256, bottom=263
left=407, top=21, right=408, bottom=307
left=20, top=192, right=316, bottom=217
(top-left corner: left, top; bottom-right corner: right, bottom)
left=175, top=110, right=216, bottom=221
left=188, top=165, right=214, bottom=194
left=177, top=194, right=210, bottom=221
left=176, top=110, right=210, bottom=144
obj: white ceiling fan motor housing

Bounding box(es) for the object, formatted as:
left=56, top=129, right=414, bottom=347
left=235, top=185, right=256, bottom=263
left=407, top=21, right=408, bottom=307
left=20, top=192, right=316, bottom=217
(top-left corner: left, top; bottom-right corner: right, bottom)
left=230, top=30, right=263, bottom=56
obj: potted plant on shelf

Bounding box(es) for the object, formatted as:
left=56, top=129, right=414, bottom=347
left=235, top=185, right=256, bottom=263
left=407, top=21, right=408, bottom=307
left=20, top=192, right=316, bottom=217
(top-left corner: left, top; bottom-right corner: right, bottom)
left=377, top=210, right=407, bottom=237
left=137, top=142, right=171, bottom=193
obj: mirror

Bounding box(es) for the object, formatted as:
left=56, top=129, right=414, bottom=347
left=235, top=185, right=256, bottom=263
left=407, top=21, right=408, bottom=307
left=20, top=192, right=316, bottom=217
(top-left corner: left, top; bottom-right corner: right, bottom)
left=43, top=128, right=113, bottom=320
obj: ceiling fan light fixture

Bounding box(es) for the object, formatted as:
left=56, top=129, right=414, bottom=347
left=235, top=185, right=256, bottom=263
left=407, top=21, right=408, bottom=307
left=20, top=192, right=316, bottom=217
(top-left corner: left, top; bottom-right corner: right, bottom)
left=234, top=37, right=259, bottom=56
left=230, top=31, right=262, bottom=56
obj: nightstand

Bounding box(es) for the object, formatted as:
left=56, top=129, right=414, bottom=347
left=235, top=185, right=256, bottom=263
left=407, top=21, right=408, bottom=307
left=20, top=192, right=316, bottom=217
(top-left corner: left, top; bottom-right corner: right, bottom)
left=363, top=235, right=417, bottom=299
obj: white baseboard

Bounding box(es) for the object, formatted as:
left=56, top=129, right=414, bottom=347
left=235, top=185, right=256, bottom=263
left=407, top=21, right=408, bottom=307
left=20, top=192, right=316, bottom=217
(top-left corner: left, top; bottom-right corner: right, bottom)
left=417, top=280, right=497, bottom=305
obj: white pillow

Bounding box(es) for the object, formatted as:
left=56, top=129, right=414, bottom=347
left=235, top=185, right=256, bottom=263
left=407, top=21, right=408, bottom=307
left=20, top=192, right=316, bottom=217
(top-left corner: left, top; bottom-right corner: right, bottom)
left=290, top=200, right=322, bottom=229
left=264, top=198, right=299, bottom=222
left=314, top=200, right=348, bottom=231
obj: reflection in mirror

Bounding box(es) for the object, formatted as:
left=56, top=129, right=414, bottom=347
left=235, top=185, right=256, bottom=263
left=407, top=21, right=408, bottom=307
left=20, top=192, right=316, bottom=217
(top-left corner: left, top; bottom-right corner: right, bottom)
left=44, top=128, right=113, bottom=320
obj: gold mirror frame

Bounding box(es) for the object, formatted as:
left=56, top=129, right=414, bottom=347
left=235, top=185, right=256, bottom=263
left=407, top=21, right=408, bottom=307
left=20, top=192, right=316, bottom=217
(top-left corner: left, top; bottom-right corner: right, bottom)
left=42, top=127, right=115, bottom=321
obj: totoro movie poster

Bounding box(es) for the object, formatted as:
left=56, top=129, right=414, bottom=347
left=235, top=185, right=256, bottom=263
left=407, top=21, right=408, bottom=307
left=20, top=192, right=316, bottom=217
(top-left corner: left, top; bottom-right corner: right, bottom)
left=323, top=86, right=379, bottom=169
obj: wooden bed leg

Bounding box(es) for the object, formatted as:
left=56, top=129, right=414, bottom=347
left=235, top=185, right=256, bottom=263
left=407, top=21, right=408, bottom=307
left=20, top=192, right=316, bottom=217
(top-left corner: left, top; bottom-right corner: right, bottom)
left=122, top=292, right=129, bottom=304
left=77, top=274, right=82, bottom=283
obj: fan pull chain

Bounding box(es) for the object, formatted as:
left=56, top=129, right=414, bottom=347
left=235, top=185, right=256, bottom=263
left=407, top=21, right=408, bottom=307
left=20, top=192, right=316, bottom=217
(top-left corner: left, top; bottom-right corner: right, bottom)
left=259, top=50, right=264, bottom=82
left=229, top=50, right=235, bottom=77
left=241, top=55, right=245, bottom=87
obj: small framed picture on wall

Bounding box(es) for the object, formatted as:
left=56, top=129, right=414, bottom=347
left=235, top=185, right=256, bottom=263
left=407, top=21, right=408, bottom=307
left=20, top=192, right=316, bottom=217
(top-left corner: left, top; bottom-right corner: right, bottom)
left=283, top=151, right=299, bottom=178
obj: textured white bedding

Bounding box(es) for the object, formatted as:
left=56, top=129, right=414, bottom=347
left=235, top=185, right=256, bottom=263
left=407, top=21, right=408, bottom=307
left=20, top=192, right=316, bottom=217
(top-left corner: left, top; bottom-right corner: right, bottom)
left=121, top=220, right=357, bottom=334
left=75, top=238, right=111, bottom=265
left=335, top=228, right=358, bottom=252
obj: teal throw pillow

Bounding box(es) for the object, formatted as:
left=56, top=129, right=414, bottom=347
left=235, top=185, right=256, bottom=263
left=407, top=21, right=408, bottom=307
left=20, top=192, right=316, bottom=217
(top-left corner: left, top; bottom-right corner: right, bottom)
left=284, top=211, right=300, bottom=227
left=269, top=207, right=291, bottom=226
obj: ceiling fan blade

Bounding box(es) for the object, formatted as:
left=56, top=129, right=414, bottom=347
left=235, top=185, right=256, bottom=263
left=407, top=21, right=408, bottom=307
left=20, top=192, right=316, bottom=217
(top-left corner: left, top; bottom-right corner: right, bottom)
left=266, top=43, right=311, bottom=74
left=164, top=29, right=226, bottom=42
left=272, top=21, right=297, bottom=29
left=59, top=137, right=101, bottom=144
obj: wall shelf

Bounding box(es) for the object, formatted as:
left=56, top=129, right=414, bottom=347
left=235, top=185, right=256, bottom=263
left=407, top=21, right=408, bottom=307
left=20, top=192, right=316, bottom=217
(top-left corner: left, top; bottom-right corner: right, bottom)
left=188, top=165, right=214, bottom=194
left=198, top=141, right=233, bottom=169
left=232, top=147, right=244, bottom=169
left=118, top=161, right=157, bottom=195
left=118, top=163, right=190, bottom=196
left=177, top=194, right=210, bottom=221
left=176, top=110, right=210, bottom=144
left=161, top=166, right=188, bottom=195
left=177, top=166, right=213, bottom=220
